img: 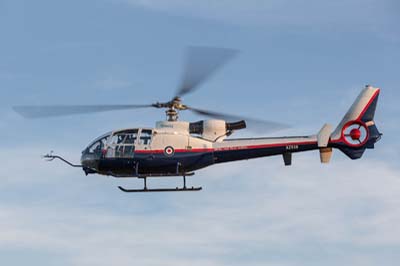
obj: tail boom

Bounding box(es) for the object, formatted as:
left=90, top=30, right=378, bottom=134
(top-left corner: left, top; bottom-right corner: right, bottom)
left=213, top=85, right=382, bottom=165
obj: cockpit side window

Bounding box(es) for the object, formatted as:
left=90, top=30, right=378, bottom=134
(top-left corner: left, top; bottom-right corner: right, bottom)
left=108, top=129, right=138, bottom=158
left=117, top=135, right=125, bottom=144
left=111, top=129, right=139, bottom=145
left=139, top=129, right=152, bottom=145
left=124, top=132, right=138, bottom=144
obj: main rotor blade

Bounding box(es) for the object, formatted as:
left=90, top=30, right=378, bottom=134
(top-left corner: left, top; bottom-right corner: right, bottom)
left=13, top=104, right=154, bottom=119
left=176, top=46, right=238, bottom=98
left=188, top=107, right=290, bottom=133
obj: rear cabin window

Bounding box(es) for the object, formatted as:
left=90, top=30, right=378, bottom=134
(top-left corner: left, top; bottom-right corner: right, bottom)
left=139, top=129, right=152, bottom=145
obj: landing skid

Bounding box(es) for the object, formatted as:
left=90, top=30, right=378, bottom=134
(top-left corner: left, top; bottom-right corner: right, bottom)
left=118, top=175, right=202, bottom=193
left=118, top=186, right=202, bottom=193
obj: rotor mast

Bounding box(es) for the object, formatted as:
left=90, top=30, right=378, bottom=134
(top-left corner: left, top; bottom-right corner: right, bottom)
left=164, top=96, right=188, bottom=122
left=166, top=108, right=178, bottom=121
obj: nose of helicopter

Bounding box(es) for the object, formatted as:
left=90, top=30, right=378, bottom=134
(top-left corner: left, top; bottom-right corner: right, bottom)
left=80, top=153, right=100, bottom=174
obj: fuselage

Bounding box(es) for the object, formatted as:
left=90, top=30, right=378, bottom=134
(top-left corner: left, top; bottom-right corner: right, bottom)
left=80, top=121, right=319, bottom=177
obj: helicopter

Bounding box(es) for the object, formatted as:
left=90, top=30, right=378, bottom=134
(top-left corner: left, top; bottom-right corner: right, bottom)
left=13, top=47, right=382, bottom=193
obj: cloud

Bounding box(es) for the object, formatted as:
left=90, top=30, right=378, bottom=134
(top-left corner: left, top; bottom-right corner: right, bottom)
left=0, top=148, right=400, bottom=265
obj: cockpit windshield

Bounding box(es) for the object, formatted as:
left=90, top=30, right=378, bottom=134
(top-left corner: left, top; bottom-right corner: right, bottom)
left=84, top=132, right=112, bottom=156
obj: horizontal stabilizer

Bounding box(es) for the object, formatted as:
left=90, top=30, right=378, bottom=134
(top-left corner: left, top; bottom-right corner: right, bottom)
left=317, top=123, right=333, bottom=147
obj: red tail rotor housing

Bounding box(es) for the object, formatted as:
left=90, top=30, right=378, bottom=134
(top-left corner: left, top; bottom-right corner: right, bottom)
left=341, top=121, right=369, bottom=147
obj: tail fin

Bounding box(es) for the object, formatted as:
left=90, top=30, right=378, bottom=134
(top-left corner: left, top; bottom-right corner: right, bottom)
left=330, top=85, right=382, bottom=159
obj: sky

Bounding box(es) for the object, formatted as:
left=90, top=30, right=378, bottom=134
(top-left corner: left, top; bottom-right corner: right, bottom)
left=0, top=0, right=400, bottom=265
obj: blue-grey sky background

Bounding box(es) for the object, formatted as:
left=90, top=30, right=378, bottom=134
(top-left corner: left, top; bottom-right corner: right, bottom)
left=0, top=0, right=399, bottom=265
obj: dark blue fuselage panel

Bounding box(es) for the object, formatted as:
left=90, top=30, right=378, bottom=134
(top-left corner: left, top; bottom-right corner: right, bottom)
left=90, top=142, right=319, bottom=177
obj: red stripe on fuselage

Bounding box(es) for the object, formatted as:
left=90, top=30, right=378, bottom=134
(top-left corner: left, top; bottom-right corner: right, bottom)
left=214, top=140, right=317, bottom=151
left=134, top=140, right=317, bottom=154
left=135, top=148, right=214, bottom=154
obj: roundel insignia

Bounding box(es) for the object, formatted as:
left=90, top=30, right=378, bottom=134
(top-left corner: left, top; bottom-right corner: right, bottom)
left=341, top=120, right=369, bottom=147
left=164, top=146, right=175, bottom=156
